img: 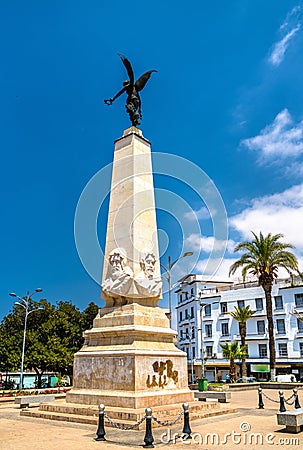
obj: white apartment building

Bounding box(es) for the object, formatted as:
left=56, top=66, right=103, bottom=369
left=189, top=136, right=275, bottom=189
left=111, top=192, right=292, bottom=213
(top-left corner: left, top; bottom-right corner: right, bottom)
left=176, top=274, right=303, bottom=382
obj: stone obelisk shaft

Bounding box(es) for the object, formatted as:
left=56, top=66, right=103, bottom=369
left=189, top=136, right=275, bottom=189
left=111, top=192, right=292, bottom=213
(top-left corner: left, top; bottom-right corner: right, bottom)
left=102, top=126, right=161, bottom=306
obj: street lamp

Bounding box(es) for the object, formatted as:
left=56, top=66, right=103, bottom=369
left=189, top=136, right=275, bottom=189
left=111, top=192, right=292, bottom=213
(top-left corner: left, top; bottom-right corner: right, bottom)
left=9, top=288, right=43, bottom=389
left=161, top=252, right=193, bottom=327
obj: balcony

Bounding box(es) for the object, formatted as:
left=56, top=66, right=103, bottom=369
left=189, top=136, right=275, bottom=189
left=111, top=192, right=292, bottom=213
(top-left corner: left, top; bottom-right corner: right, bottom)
left=233, top=333, right=268, bottom=341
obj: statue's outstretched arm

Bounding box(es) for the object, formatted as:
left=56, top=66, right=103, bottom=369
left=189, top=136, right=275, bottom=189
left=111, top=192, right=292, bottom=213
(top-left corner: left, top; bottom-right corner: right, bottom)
left=104, top=86, right=126, bottom=105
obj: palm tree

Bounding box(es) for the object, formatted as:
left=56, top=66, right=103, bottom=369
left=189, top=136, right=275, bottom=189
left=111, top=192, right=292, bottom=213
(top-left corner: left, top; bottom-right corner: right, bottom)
left=220, top=342, right=246, bottom=383
left=228, top=306, right=255, bottom=381
left=229, top=232, right=299, bottom=381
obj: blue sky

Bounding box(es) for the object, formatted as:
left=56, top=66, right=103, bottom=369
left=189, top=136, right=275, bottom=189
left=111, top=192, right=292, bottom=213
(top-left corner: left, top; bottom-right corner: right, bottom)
left=1, top=1, right=303, bottom=319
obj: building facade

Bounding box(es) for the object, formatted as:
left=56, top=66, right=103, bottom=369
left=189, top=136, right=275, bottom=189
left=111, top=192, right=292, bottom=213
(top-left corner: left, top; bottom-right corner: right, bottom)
left=176, top=274, right=303, bottom=382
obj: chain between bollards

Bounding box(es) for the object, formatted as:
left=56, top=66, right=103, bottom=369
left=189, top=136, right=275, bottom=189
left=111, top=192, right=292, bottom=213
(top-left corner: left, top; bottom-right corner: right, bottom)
left=95, top=404, right=106, bottom=441
left=143, top=407, right=154, bottom=448
left=181, top=403, right=192, bottom=439
left=258, top=387, right=264, bottom=409
left=293, top=389, right=301, bottom=409
left=279, top=391, right=286, bottom=413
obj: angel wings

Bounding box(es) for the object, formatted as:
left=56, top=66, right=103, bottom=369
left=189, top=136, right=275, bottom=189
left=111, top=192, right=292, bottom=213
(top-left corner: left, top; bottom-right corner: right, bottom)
left=104, top=54, right=157, bottom=127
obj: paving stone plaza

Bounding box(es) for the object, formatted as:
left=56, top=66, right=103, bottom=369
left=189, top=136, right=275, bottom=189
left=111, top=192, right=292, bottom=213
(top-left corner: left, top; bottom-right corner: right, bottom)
left=0, top=389, right=301, bottom=449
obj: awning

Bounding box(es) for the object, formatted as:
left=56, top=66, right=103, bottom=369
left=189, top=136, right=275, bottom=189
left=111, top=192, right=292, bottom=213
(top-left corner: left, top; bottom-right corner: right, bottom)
left=205, top=361, right=230, bottom=367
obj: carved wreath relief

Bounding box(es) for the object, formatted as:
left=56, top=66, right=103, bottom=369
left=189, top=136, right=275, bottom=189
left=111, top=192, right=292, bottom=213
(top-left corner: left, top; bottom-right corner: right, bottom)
left=146, top=360, right=178, bottom=389
left=102, top=248, right=162, bottom=298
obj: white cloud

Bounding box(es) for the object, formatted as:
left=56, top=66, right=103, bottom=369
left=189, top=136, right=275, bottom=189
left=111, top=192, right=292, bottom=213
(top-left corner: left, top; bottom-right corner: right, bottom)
left=196, top=257, right=238, bottom=278
left=268, top=6, right=301, bottom=66
left=184, top=206, right=210, bottom=221
left=269, top=25, right=300, bottom=66
left=280, top=5, right=301, bottom=31
left=185, top=233, right=236, bottom=254
left=241, top=109, right=303, bottom=162
left=230, top=183, right=303, bottom=252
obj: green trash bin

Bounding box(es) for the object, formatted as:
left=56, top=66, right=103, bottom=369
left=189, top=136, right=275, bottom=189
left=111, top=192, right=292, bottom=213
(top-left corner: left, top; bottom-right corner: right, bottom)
left=198, top=377, right=208, bottom=392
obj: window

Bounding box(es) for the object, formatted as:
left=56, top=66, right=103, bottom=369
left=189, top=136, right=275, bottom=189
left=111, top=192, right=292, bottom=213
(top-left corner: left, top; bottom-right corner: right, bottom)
left=221, top=323, right=229, bottom=336
left=257, top=320, right=265, bottom=335
left=295, top=293, right=303, bottom=307
left=298, top=319, right=303, bottom=333
left=276, top=319, right=286, bottom=334
left=206, top=346, right=213, bottom=357
left=185, top=309, right=189, bottom=319
left=274, top=296, right=283, bottom=310
left=204, top=304, right=211, bottom=316
left=205, top=324, right=212, bottom=338
left=191, top=327, right=195, bottom=339
left=179, top=294, right=183, bottom=302
left=278, top=343, right=288, bottom=357
left=237, top=300, right=245, bottom=309
left=179, top=311, right=183, bottom=322
left=255, top=298, right=263, bottom=310
left=191, top=288, right=194, bottom=296
left=192, top=347, right=195, bottom=359
left=220, top=302, right=228, bottom=314
left=300, top=343, right=303, bottom=357
left=185, top=292, right=188, bottom=300
left=259, top=344, right=267, bottom=357
left=191, top=306, right=194, bottom=319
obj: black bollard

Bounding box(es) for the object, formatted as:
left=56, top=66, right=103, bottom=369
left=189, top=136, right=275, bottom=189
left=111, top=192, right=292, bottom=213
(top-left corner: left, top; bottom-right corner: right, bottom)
left=143, top=407, right=154, bottom=449
left=293, top=389, right=301, bottom=409
left=95, top=404, right=106, bottom=441
left=182, top=403, right=192, bottom=439
left=258, top=387, right=264, bottom=409
left=279, top=391, right=286, bottom=413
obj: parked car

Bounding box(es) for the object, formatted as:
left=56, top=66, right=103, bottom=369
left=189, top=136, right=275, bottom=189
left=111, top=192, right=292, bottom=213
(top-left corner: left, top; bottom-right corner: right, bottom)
left=275, top=374, right=296, bottom=382
left=236, top=377, right=257, bottom=383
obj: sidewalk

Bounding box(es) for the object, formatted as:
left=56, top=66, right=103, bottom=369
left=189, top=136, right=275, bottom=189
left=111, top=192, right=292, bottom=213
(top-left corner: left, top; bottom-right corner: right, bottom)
left=0, top=389, right=301, bottom=449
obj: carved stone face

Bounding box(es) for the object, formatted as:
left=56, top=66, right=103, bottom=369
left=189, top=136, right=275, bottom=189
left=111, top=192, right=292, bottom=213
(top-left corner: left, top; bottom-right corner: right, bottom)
left=109, top=250, right=125, bottom=276
left=141, top=252, right=156, bottom=279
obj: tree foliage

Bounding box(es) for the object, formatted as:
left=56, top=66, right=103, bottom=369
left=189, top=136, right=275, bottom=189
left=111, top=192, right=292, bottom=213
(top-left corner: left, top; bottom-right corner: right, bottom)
left=220, top=341, right=247, bottom=383
left=0, top=299, right=98, bottom=387
left=228, top=305, right=255, bottom=381
left=229, top=231, right=299, bottom=380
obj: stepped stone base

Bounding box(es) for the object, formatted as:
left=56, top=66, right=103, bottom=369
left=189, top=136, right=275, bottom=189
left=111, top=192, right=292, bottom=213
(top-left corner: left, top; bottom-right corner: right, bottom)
left=66, top=388, right=194, bottom=409
left=67, top=303, right=196, bottom=409
left=20, top=400, right=236, bottom=429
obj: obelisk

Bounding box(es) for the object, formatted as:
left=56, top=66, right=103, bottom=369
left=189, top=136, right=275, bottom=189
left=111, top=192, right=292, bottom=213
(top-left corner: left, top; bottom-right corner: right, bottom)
left=66, top=126, right=194, bottom=409
left=101, top=126, right=161, bottom=309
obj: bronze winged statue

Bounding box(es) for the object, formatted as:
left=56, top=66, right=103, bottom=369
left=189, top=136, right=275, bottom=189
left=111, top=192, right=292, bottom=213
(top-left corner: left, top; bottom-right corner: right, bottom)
left=104, top=54, right=157, bottom=127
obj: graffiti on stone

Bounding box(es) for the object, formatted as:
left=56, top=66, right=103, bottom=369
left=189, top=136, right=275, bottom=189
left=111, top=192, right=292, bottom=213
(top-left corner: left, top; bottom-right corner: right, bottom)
left=146, top=359, right=178, bottom=388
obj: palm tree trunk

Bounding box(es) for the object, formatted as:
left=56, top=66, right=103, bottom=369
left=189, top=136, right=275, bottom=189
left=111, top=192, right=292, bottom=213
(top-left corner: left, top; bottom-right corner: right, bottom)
left=262, top=281, right=276, bottom=381
left=230, top=358, right=236, bottom=383
left=239, top=322, right=247, bottom=381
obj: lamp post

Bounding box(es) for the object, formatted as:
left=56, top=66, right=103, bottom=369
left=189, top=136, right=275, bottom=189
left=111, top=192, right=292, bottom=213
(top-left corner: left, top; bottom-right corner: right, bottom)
left=9, top=288, right=43, bottom=389
left=161, top=252, right=193, bottom=327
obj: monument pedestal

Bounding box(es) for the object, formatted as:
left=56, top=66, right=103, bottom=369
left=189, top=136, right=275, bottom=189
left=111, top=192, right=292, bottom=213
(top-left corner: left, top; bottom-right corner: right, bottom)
left=66, top=127, right=194, bottom=409
left=66, top=303, right=194, bottom=408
